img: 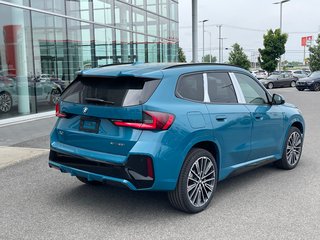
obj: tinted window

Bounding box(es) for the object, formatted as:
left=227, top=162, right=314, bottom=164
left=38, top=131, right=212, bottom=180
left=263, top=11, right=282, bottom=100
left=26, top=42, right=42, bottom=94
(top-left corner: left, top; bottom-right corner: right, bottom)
left=176, top=73, right=204, bottom=101
left=61, top=76, right=160, bottom=107
left=235, top=73, right=269, bottom=105
left=207, top=72, right=237, bottom=103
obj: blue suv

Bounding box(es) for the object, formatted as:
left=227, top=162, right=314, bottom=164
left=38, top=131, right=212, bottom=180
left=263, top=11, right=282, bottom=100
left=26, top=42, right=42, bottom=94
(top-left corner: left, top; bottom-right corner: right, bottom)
left=49, top=63, right=305, bottom=213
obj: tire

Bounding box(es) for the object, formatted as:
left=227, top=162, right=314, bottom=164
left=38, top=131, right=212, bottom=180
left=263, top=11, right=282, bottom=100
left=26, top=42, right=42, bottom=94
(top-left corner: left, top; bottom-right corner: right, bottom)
left=290, top=81, right=296, bottom=87
left=50, top=89, right=61, bottom=104
left=267, top=82, right=274, bottom=89
left=0, top=91, right=12, bottom=113
left=76, top=176, right=102, bottom=185
left=276, top=127, right=303, bottom=170
left=168, top=148, right=217, bottom=213
left=313, top=82, right=320, bottom=91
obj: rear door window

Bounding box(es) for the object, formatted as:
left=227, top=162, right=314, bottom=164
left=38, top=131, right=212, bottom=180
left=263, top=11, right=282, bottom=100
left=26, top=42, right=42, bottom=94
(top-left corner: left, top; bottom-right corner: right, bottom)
left=207, top=72, right=238, bottom=103
left=61, top=76, right=160, bottom=107
left=176, top=73, right=204, bottom=101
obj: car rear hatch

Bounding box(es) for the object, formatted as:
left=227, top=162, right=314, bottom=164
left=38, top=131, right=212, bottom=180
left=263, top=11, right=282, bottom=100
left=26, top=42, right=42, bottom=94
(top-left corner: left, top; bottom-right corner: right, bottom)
left=54, top=75, right=161, bottom=158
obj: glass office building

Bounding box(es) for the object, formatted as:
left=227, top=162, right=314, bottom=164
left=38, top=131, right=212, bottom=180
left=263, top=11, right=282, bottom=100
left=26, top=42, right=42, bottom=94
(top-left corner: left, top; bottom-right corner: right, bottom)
left=0, top=0, right=178, bottom=120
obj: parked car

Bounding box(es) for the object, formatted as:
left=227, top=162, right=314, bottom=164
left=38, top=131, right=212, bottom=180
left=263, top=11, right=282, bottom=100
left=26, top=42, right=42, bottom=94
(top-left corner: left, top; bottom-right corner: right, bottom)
left=252, top=70, right=268, bottom=79
left=260, top=73, right=298, bottom=89
left=285, top=70, right=308, bottom=79
left=296, top=71, right=320, bottom=91
left=49, top=63, right=305, bottom=213
left=0, top=72, right=63, bottom=113
left=0, top=72, right=16, bottom=113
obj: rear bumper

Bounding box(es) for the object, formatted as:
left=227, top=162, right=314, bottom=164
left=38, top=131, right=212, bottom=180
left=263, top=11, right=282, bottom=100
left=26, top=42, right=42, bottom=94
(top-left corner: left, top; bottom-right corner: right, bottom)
left=49, top=149, right=154, bottom=190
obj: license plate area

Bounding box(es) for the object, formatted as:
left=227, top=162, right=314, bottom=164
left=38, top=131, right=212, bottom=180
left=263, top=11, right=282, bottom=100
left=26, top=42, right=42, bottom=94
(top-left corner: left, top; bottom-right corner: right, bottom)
left=79, top=117, right=100, bottom=133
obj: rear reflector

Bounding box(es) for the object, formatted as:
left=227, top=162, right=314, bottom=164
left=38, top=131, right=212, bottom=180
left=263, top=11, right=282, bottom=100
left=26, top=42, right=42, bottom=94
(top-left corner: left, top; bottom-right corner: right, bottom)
left=146, top=157, right=154, bottom=178
left=113, top=111, right=174, bottom=130
left=55, top=103, right=67, bottom=118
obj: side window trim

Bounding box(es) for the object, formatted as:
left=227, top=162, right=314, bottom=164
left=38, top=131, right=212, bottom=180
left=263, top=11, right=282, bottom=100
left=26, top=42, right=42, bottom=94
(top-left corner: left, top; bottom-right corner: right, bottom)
left=229, top=72, right=246, bottom=104
left=203, top=73, right=210, bottom=102
left=175, top=72, right=205, bottom=103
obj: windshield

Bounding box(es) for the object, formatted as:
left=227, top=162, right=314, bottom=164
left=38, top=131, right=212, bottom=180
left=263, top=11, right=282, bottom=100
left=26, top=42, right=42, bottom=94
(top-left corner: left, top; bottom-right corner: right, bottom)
left=309, top=71, right=320, bottom=78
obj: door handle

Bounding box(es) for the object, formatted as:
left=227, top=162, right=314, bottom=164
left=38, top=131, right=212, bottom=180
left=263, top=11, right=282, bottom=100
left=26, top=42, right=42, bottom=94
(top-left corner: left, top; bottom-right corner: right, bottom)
left=215, top=115, right=227, bottom=122
left=255, top=114, right=263, bottom=120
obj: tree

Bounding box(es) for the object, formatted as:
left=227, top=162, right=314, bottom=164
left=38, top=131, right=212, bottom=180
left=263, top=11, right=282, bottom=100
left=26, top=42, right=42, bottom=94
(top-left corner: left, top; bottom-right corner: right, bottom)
left=309, top=34, right=320, bottom=72
left=202, top=54, right=217, bottom=63
left=258, top=29, right=288, bottom=73
left=228, top=43, right=251, bottom=70
left=178, top=47, right=186, bottom=62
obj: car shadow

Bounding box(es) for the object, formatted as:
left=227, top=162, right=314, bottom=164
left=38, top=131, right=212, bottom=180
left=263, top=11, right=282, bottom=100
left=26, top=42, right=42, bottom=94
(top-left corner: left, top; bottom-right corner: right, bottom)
left=51, top=163, right=282, bottom=218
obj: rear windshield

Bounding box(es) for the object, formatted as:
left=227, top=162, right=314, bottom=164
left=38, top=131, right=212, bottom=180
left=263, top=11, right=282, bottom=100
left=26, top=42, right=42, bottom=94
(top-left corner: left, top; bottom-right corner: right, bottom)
left=61, top=76, right=160, bottom=107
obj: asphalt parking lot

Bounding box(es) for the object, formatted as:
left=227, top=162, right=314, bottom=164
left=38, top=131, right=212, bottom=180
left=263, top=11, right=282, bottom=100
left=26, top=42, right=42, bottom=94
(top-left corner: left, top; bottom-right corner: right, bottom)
left=0, top=88, right=319, bottom=240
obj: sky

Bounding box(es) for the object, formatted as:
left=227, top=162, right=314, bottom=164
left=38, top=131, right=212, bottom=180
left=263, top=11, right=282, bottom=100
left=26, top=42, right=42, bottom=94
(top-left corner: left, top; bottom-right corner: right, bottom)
left=178, top=0, right=320, bottom=63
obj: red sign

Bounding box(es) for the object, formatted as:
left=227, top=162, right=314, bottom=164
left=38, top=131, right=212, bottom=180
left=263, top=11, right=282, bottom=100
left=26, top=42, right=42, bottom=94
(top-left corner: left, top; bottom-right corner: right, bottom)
left=301, top=37, right=307, bottom=46
left=302, top=36, right=313, bottom=47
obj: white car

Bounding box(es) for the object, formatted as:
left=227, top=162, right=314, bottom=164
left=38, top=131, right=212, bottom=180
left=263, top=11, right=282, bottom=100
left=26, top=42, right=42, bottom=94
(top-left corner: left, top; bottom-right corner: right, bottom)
left=252, top=70, right=268, bottom=79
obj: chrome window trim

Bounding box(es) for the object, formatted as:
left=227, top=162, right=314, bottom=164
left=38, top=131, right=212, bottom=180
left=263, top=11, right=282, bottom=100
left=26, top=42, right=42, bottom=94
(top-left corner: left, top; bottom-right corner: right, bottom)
left=229, top=72, right=246, bottom=104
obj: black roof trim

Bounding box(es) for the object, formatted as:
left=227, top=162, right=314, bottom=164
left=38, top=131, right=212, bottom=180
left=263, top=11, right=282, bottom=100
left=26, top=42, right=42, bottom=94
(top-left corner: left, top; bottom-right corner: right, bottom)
left=98, top=62, right=134, bottom=68
left=163, top=63, right=240, bottom=70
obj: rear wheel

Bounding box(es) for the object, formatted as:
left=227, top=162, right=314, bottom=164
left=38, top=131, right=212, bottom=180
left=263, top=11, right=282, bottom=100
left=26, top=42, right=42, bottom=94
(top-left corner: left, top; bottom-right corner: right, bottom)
left=276, top=127, right=303, bottom=170
left=168, top=148, right=217, bottom=213
left=290, top=81, right=296, bottom=87
left=0, top=91, right=12, bottom=113
left=267, top=82, right=274, bottom=89
left=50, top=89, right=61, bottom=104
left=76, top=176, right=102, bottom=185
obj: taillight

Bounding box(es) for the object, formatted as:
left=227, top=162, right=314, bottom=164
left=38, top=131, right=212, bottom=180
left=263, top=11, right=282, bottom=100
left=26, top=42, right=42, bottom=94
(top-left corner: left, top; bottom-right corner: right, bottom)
left=113, top=111, right=175, bottom=130
left=55, top=103, right=66, bottom=118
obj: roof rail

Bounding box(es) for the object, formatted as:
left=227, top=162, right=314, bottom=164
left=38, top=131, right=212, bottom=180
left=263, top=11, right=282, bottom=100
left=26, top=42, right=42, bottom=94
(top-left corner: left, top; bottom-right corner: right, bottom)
left=163, top=63, right=239, bottom=70
left=98, top=62, right=134, bottom=68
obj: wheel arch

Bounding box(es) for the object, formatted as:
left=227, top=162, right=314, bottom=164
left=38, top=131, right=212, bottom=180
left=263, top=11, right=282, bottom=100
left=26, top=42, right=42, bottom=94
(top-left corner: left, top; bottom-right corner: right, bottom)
left=291, top=121, right=304, bottom=134
left=192, top=141, right=220, bottom=173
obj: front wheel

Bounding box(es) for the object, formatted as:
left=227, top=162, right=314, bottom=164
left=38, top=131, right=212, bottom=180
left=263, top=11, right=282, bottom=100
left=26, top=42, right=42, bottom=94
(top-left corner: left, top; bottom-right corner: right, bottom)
left=276, top=127, right=303, bottom=170
left=267, top=82, right=274, bottom=89
left=290, top=81, right=296, bottom=87
left=168, top=148, right=217, bottom=213
left=313, top=83, right=320, bottom=91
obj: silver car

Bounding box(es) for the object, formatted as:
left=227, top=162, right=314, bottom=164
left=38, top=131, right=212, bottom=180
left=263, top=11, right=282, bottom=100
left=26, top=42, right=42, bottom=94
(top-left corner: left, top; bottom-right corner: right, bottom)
left=0, top=72, right=63, bottom=113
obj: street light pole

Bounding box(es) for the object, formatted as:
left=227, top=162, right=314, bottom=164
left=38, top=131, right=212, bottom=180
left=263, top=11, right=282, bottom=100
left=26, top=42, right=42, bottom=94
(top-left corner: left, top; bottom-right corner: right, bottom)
left=217, top=25, right=222, bottom=63
left=200, top=19, right=208, bottom=62
left=205, top=31, right=212, bottom=62
left=192, top=0, right=198, bottom=63
left=273, top=0, right=290, bottom=71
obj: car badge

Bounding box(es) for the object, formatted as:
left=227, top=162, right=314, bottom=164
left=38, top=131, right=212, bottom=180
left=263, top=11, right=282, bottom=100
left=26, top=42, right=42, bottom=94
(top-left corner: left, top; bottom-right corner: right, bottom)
left=83, top=107, right=88, bottom=114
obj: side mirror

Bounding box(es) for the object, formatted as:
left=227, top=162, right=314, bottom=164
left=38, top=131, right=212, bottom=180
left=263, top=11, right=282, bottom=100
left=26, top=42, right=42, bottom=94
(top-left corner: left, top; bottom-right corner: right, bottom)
left=272, top=93, right=285, bottom=105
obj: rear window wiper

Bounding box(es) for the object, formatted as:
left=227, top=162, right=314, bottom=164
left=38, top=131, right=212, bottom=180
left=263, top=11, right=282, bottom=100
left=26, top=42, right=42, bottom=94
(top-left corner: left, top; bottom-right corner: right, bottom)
left=85, top=97, right=115, bottom=105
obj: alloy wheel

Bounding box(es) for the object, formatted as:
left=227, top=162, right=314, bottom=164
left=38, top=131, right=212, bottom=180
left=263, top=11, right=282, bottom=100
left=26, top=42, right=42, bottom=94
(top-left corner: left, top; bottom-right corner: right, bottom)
left=0, top=92, right=12, bottom=113
left=314, top=83, right=320, bottom=91
left=291, top=81, right=296, bottom=87
left=187, top=156, right=215, bottom=207
left=286, top=131, right=302, bottom=166
left=268, top=83, right=274, bottom=89
left=51, top=89, right=61, bottom=104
